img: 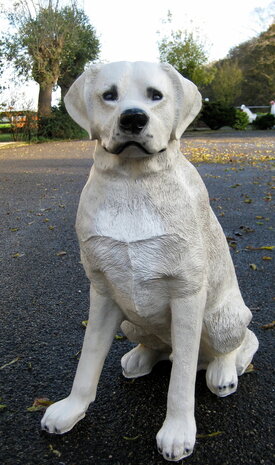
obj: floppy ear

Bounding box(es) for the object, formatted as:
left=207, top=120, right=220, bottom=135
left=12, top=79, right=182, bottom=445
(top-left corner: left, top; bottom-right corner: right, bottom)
left=64, top=64, right=102, bottom=139
left=161, top=63, right=202, bottom=139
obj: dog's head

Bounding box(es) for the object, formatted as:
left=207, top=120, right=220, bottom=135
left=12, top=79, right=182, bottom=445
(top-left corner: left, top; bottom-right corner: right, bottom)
left=65, top=61, right=202, bottom=158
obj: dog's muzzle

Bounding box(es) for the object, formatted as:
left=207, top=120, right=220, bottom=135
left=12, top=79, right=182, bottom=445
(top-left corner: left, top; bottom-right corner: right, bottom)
left=119, top=108, right=149, bottom=135
left=104, top=108, right=166, bottom=156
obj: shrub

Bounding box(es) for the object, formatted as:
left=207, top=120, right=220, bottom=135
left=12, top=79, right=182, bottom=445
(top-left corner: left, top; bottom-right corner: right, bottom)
left=38, top=103, right=88, bottom=139
left=200, top=102, right=236, bottom=130
left=232, top=109, right=250, bottom=130
left=252, top=114, right=275, bottom=130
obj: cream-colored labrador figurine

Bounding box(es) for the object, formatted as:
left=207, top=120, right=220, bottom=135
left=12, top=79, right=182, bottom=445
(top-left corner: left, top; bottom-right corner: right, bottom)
left=41, top=62, right=259, bottom=461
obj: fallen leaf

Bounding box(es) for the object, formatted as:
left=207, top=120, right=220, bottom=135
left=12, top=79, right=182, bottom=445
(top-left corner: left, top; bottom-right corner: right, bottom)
left=261, top=321, right=275, bottom=330
left=123, top=435, right=141, bottom=441
left=115, top=334, right=127, bottom=341
left=82, top=320, right=88, bottom=328
left=49, top=444, right=61, bottom=457
left=9, top=228, right=19, bottom=232
left=246, top=246, right=274, bottom=251
left=226, top=237, right=237, bottom=249
left=56, top=251, right=67, bottom=256
left=262, top=256, right=272, bottom=260
left=0, top=357, right=20, bottom=370
left=244, top=364, right=255, bottom=373
left=73, top=350, right=81, bottom=359
left=12, top=252, right=25, bottom=258
left=197, top=431, right=224, bottom=438
left=249, top=264, right=257, bottom=270
left=48, top=225, right=55, bottom=230
left=0, top=404, right=7, bottom=409
left=27, top=398, right=54, bottom=412
left=239, top=226, right=255, bottom=233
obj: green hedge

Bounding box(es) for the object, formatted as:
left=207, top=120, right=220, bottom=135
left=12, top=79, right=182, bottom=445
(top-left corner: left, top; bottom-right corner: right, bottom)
left=200, top=102, right=237, bottom=130
left=232, top=109, right=250, bottom=130
left=200, top=102, right=275, bottom=131
left=252, top=114, right=275, bottom=130
left=38, top=104, right=88, bottom=139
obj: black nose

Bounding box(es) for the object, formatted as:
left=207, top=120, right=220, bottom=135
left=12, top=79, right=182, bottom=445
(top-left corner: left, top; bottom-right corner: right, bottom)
left=119, top=108, right=149, bottom=134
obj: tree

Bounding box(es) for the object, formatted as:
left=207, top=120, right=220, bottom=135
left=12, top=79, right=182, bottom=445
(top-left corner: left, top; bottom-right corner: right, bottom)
left=3, top=1, right=100, bottom=116
left=0, top=37, right=6, bottom=93
left=227, top=23, right=275, bottom=105
left=57, top=7, right=100, bottom=100
left=158, top=29, right=215, bottom=88
left=209, top=60, right=243, bottom=105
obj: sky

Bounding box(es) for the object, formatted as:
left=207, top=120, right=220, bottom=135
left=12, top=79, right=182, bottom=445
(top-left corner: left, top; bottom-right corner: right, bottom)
left=0, top=0, right=274, bottom=110
left=83, top=0, right=273, bottom=62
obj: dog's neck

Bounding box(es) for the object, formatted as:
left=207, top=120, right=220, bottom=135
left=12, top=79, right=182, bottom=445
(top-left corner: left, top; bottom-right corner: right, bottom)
left=92, top=140, right=182, bottom=178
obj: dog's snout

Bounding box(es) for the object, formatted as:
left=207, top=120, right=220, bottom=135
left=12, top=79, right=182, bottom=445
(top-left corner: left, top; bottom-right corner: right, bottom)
left=119, top=108, right=149, bottom=134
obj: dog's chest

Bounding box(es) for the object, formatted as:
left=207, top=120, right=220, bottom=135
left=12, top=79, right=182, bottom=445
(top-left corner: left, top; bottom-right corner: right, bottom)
left=81, top=233, right=185, bottom=318
left=77, top=171, right=202, bottom=316
left=77, top=178, right=170, bottom=243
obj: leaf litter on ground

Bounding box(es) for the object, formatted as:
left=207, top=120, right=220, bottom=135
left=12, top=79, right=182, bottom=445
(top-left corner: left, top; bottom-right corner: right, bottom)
left=197, top=431, right=224, bottom=439
left=0, top=357, right=20, bottom=370
left=261, top=321, right=275, bottom=330
left=27, top=398, right=54, bottom=412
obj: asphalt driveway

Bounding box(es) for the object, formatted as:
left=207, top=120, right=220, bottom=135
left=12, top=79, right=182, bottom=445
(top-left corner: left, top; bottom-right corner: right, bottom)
left=0, top=132, right=274, bottom=465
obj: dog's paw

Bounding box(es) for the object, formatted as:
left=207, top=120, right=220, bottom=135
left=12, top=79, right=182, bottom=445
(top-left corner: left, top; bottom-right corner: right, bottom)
left=206, top=354, right=238, bottom=397
left=121, top=344, right=162, bottom=378
left=156, top=416, right=196, bottom=461
left=41, top=396, right=86, bottom=434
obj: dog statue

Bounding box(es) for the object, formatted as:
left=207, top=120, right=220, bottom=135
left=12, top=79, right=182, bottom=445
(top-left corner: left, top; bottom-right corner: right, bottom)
left=41, top=61, right=259, bottom=461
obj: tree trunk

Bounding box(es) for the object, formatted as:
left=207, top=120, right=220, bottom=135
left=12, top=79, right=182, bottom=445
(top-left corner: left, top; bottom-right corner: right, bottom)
left=60, top=83, right=70, bottom=102
left=38, top=84, right=53, bottom=116
left=59, top=77, right=76, bottom=102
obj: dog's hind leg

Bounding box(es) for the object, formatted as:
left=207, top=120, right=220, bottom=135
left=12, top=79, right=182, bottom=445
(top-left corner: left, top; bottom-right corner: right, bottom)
left=121, top=320, right=170, bottom=378
left=235, top=328, right=259, bottom=375
left=204, top=298, right=258, bottom=397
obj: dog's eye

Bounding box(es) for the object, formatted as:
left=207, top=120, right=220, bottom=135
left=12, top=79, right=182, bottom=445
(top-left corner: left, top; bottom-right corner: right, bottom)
left=147, top=88, right=163, bottom=101
left=102, top=86, right=118, bottom=101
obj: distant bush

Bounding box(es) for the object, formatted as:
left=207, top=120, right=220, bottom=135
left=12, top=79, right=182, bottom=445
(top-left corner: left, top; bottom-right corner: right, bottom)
left=232, top=109, right=250, bottom=130
left=38, top=103, right=88, bottom=140
left=252, top=114, right=275, bottom=130
left=0, top=111, right=38, bottom=141
left=200, top=102, right=236, bottom=130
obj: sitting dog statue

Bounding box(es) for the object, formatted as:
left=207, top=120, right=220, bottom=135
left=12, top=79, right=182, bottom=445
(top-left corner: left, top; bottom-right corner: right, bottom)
left=41, top=61, right=259, bottom=461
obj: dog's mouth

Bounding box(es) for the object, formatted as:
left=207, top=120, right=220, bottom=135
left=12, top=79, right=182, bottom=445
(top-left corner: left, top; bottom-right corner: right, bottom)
left=104, top=141, right=166, bottom=156
left=109, top=141, right=152, bottom=155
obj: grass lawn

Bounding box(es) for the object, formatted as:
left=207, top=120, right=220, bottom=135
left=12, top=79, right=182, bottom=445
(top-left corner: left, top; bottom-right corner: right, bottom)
left=0, top=133, right=13, bottom=142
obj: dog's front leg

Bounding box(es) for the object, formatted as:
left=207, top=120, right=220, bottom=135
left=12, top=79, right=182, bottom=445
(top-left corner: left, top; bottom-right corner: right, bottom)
left=41, top=286, right=123, bottom=434
left=156, top=291, right=206, bottom=461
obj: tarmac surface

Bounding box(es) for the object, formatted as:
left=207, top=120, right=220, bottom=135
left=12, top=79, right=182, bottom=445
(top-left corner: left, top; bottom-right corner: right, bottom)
left=0, top=131, right=274, bottom=465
